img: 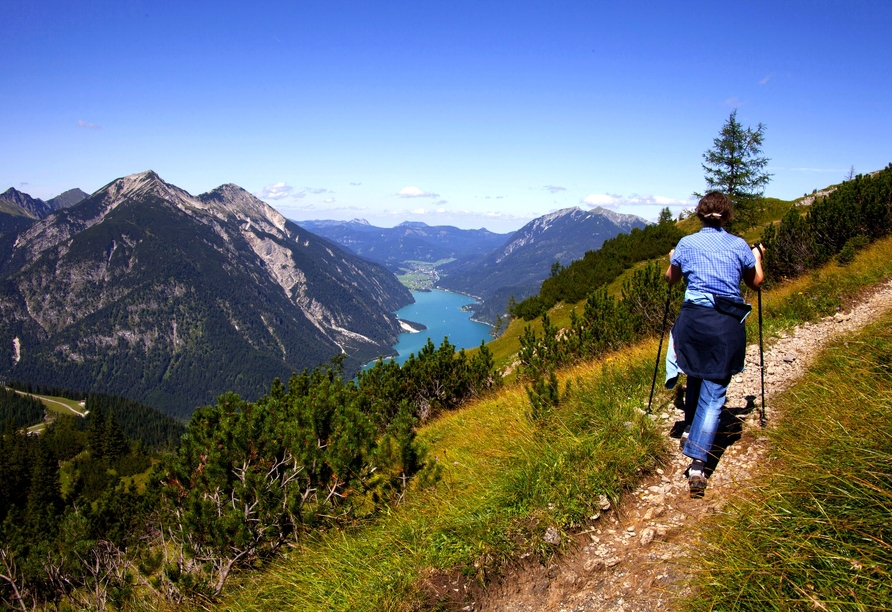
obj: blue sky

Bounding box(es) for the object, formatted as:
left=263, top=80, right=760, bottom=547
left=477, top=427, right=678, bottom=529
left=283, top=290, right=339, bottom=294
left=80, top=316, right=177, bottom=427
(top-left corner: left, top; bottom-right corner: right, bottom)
left=2, top=1, right=890, bottom=232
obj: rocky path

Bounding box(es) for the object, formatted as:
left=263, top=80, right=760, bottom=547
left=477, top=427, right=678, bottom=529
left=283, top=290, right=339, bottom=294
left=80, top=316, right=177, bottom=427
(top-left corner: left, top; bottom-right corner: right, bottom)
left=471, top=280, right=892, bottom=612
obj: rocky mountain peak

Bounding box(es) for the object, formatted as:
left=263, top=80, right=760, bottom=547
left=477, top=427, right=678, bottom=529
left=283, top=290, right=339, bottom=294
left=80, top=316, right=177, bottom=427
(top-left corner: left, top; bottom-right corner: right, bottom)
left=199, top=183, right=288, bottom=233
left=47, top=188, right=89, bottom=210
left=0, top=187, right=51, bottom=219
left=98, top=170, right=196, bottom=211
left=588, top=205, right=650, bottom=231
left=528, top=207, right=586, bottom=231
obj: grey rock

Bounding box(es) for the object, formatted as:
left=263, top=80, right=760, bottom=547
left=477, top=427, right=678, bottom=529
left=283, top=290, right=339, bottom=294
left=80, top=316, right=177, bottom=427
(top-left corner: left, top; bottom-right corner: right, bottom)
left=544, top=526, right=561, bottom=545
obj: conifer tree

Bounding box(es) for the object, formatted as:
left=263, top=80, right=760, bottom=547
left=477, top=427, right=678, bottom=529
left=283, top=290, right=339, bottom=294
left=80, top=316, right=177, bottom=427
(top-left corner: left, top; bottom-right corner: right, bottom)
left=701, top=109, right=772, bottom=227
left=87, top=408, right=106, bottom=459
left=0, top=426, right=34, bottom=521
left=25, top=441, right=62, bottom=528
left=103, top=411, right=129, bottom=461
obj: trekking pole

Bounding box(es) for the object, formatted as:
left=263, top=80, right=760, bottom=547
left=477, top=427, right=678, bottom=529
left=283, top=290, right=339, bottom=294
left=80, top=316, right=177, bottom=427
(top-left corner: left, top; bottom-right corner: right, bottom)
left=647, top=284, right=673, bottom=414
left=758, top=287, right=766, bottom=427
left=751, top=242, right=767, bottom=427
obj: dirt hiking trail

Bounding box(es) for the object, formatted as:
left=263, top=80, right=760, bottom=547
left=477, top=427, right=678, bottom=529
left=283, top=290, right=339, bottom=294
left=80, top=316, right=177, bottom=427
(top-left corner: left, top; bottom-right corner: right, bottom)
left=463, top=280, right=892, bottom=612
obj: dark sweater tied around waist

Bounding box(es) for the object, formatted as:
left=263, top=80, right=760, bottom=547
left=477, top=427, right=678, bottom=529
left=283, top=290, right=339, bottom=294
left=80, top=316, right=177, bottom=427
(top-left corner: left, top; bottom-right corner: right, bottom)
left=672, top=297, right=752, bottom=380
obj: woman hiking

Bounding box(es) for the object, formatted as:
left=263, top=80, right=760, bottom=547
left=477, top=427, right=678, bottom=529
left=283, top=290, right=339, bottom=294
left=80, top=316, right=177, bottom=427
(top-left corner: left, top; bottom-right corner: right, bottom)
left=665, top=191, right=765, bottom=497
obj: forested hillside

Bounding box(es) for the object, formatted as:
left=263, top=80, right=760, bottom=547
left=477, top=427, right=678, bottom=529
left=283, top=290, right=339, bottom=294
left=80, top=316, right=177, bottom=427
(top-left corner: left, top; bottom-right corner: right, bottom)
left=762, top=165, right=892, bottom=279
left=3, top=382, right=186, bottom=449
left=0, top=387, right=45, bottom=428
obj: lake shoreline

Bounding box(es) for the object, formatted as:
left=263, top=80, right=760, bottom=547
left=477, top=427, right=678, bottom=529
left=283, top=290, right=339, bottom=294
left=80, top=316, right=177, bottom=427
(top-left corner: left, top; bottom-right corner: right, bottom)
left=363, top=289, right=492, bottom=369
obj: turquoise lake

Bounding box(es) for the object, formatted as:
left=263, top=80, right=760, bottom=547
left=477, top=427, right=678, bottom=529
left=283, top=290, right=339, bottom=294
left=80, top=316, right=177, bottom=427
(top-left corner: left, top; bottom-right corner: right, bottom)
left=372, top=289, right=492, bottom=366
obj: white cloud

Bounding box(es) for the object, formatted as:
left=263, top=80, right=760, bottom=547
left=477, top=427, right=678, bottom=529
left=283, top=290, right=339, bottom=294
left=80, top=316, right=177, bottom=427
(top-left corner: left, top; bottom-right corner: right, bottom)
left=324, top=197, right=335, bottom=203
left=257, top=181, right=294, bottom=200
left=581, top=193, right=693, bottom=209
left=544, top=185, right=567, bottom=193
left=309, top=188, right=331, bottom=194
left=77, top=119, right=100, bottom=129
left=759, top=73, right=775, bottom=85
left=581, top=193, right=624, bottom=207
left=397, top=186, right=439, bottom=198
left=350, top=182, right=362, bottom=186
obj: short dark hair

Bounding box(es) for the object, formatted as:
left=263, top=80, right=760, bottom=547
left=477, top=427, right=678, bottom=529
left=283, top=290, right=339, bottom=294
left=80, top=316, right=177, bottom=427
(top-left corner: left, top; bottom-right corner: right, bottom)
left=696, top=191, right=733, bottom=227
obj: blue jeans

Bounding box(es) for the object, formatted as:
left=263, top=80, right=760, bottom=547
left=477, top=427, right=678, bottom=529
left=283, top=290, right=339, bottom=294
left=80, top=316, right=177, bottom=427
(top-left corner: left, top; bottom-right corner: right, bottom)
left=683, top=376, right=730, bottom=462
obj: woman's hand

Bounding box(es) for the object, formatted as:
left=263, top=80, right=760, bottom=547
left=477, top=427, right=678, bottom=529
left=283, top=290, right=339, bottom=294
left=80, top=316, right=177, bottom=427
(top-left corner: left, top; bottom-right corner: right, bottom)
left=752, top=243, right=766, bottom=262
left=745, top=244, right=766, bottom=290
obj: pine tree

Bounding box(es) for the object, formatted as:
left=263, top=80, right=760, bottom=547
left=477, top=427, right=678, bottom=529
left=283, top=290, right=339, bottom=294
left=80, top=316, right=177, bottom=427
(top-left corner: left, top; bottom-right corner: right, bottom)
left=87, top=408, right=106, bottom=459
left=103, top=411, right=129, bottom=461
left=25, top=441, right=62, bottom=529
left=701, top=109, right=772, bottom=227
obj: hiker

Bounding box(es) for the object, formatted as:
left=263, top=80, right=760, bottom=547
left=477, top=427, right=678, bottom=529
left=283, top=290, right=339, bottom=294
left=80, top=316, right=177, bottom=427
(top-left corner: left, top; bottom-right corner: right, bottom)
left=664, top=191, right=765, bottom=497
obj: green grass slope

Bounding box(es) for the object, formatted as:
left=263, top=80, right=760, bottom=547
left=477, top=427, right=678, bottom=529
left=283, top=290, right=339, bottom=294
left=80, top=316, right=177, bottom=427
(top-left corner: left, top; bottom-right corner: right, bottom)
left=219, top=344, right=664, bottom=611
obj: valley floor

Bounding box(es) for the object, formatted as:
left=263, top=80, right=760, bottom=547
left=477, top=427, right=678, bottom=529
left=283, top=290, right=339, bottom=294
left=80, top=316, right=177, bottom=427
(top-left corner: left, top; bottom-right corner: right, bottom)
left=460, top=279, right=892, bottom=611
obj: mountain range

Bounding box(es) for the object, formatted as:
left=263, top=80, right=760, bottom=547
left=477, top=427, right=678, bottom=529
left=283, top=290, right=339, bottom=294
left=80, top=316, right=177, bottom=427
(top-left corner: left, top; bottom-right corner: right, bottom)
left=437, top=206, right=648, bottom=321
left=298, top=208, right=648, bottom=324
left=0, top=172, right=412, bottom=417
left=296, top=219, right=510, bottom=272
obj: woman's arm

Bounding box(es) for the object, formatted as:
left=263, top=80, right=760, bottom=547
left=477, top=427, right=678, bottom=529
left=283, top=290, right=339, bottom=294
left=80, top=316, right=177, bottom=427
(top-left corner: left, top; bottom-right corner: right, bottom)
left=665, top=249, right=684, bottom=285
left=743, top=244, right=766, bottom=290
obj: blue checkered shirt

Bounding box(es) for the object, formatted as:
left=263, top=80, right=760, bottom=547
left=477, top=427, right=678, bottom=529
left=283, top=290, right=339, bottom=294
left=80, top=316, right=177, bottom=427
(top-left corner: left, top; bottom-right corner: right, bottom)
left=670, top=227, right=755, bottom=300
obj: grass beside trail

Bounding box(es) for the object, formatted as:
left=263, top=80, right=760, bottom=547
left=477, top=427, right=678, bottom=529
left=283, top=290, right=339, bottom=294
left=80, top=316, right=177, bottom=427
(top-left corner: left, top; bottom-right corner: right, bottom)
left=220, top=346, right=664, bottom=611
left=684, top=311, right=892, bottom=611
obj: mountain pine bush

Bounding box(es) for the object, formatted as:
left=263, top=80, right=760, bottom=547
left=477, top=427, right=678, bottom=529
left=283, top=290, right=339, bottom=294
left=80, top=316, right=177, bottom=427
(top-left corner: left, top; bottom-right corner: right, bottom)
left=762, top=164, right=892, bottom=280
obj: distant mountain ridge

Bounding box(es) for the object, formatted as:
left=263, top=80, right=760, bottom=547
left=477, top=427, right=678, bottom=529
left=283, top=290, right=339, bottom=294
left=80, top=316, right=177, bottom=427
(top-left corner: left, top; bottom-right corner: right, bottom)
left=0, top=171, right=412, bottom=417
left=438, top=206, right=648, bottom=321
left=297, top=218, right=511, bottom=272
left=0, top=186, right=88, bottom=220
left=0, top=187, right=88, bottom=238
left=48, top=188, right=91, bottom=210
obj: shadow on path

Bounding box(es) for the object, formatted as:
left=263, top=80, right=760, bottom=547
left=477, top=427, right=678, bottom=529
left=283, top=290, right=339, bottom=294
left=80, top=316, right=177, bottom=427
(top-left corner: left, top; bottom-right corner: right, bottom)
left=670, top=394, right=757, bottom=478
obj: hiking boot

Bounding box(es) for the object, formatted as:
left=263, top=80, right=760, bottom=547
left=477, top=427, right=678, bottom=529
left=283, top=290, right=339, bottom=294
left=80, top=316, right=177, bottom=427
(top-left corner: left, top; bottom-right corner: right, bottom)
left=688, top=468, right=707, bottom=498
